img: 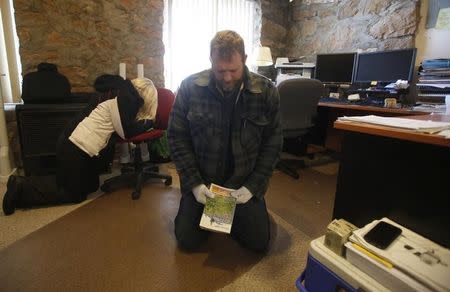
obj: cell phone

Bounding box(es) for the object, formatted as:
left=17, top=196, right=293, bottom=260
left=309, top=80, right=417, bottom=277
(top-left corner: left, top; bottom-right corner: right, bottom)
left=363, top=221, right=402, bottom=249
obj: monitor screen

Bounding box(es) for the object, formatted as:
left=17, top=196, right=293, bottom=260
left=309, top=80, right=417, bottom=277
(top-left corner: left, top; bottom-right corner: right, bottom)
left=354, top=48, right=416, bottom=84
left=315, top=53, right=357, bottom=84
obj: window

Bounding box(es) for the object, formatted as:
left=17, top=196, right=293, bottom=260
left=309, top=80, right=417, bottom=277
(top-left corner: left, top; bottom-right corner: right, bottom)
left=163, top=0, right=259, bottom=91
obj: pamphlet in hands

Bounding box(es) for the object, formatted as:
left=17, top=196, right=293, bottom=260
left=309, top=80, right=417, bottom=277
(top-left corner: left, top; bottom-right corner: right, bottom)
left=199, top=184, right=237, bottom=234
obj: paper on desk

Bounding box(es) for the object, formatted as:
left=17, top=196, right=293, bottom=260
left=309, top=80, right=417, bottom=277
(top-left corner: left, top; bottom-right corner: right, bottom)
left=417, top=83, right=450, bottom=89
left=338, top=115, right=450, bottom=133
left=437, top=129, right=450, bottom=139
left=413, top=105, right=447, bottom=114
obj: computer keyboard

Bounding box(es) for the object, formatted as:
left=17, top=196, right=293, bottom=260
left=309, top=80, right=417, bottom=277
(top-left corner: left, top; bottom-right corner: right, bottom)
left=320, top=97, right=345, bottom=103
left=320, top=97, right=385, bottom=107
left=355, top=98, right=385, bottom=106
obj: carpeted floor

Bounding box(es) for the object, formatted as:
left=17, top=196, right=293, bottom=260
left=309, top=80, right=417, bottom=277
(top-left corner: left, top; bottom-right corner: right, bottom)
left=0, top=158, right=338, bottom=291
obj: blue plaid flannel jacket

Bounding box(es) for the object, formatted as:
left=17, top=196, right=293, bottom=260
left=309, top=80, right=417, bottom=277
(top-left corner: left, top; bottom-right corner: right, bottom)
left=167, top=67, right=282, bottom=199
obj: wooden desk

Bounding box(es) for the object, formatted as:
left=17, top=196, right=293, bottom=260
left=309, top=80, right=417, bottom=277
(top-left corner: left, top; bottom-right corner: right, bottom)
left=334, top=114, right=450, bottom=148
left=332, top=114, right=450, bottom=247
left=317, top=101, right=430, bottom=151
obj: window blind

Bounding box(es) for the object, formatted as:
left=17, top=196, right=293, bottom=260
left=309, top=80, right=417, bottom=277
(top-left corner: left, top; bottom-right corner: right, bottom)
left=163, top=0, right=257, bottom=91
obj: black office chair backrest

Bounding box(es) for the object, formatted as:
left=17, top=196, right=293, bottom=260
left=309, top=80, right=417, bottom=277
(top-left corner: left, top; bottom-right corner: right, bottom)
left=277, top=78, right=323, bottom=137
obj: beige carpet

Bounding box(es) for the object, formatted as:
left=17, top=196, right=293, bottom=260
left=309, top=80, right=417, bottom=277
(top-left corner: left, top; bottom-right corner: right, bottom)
left=0, top=159, right=338, bottom=291
left=0, top=185, right=311, bottom=292
left=0, top=189, right=102, bottom=250
left=0, top=167, right=130, bottom=250
left=220, top=211, right=310, bottom=291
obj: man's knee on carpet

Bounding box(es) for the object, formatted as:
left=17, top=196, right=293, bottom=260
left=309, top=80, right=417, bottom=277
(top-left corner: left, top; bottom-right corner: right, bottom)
left=174, top=227, right=208, bottom=250
left=174, top=215, right=209, bottom=250
left=232, top=222, right=270, bottom=253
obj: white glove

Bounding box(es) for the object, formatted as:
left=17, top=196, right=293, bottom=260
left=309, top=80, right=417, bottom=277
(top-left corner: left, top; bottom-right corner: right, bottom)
left=231, top=186, right=253, bottom=204
left=192, top=184, right=215, bottom=205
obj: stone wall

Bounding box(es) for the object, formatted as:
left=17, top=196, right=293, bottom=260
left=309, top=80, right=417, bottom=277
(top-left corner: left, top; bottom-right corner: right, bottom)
left=260, top=0, right=290, bottom=60
left=14, top=0, right=165, bottom=92
left=259, top=0, right=290, bottom=80
left=12, top=0, right=421, bottom=89
left=287, top=0, right=420, bottom=62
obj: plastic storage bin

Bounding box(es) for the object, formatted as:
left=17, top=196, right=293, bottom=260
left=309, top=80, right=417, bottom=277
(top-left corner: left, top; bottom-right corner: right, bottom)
left=296, top=254, right=356, bottom=291
left=296, top=236, right=388, bottom=292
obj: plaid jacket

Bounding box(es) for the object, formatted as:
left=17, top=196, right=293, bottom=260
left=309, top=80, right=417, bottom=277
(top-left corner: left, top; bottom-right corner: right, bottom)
left=167, top=67, right=282, bottom=199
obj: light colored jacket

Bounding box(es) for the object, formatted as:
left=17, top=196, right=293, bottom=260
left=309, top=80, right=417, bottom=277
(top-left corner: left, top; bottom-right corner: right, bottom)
left=69, top=98, right=122, bottom=157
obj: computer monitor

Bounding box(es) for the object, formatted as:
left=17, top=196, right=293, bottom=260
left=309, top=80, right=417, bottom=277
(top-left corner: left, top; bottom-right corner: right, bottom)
left=354, top=48, right=416, bottom=84
left=315, top=53, right=357, bottom=84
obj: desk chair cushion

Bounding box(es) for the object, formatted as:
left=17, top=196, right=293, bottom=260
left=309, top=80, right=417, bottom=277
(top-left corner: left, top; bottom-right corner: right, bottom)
left=153, top=88, right=173, bottom=130
left=118, top=129, right=164, bottom=144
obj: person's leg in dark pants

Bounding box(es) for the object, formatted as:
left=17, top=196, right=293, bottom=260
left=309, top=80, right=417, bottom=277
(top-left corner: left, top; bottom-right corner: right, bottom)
left=56, top=139, right=99, bottom=198
left=174, top=193, right=210, bottom=250
left=231, top=197, right=270, bottom=253
left=4, top=140, right=99, bottom=213
left=15, top=175, right=85, bottom=208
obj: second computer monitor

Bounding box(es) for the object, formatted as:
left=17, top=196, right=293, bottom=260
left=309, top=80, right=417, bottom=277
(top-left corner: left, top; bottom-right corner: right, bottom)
left=354, top=48, right=416, bottom=84
left=315, top=52, right=357, bottom=84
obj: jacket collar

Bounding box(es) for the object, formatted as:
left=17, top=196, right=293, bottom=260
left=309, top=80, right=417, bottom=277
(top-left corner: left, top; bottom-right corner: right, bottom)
left=193, top=66, right=263, bottom=94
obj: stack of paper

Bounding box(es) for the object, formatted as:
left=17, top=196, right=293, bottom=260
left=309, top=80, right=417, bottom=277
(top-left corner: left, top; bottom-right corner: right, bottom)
left=348, top=218, right=450, bottom=292
left=417, top=59, right=450, bottom=101
left=438, top=129, right=450, bottom=139
left=345, top=242, right=432, bottom=291
left=413, top=103, right=447, bottom=113
left=338, top=115, right=450, bottom=134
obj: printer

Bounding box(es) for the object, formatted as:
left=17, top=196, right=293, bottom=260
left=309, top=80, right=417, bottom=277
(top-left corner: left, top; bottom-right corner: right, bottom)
left=275, top=57, right=315, bottom=84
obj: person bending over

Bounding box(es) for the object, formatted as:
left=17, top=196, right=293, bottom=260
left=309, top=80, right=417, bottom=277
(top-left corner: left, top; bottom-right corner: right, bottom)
left=167, top=30, right=283, bottom=253
left=2, top=76, right=158, bottom=215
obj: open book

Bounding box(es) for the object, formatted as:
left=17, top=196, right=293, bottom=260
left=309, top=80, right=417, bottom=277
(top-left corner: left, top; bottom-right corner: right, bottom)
left=199, top=184, right=237, bottom=234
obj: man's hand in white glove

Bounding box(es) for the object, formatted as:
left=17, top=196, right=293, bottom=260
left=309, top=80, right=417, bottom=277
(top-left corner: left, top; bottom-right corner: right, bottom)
left=231, top=186, right=253, bottom=204
left=192, top=184, right=215, bottom=205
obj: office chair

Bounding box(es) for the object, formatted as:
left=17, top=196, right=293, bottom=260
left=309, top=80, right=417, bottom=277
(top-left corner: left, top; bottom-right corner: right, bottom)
left=101, top=88, right=174, bottom=200
left=276, top=78, right=323, bottom=179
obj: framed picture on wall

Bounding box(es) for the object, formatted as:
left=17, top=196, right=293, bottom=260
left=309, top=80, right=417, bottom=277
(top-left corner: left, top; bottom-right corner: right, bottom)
left=427, top=0, right=450, bottom=29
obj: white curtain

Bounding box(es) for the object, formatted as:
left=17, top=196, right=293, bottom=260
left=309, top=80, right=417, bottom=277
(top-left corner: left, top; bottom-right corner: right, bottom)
left=0, top=0, right=21, bottom=103
left=163, top=0, right=257, bottom=91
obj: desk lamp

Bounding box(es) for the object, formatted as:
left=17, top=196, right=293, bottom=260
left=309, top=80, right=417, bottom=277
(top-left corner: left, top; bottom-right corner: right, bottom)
left=253, top=46, right=275, bottom=81
left=254, top=46, right=273, bottom=66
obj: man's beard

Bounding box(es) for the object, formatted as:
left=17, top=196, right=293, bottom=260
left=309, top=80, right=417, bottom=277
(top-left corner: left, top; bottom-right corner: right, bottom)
left=220, top=80, right=241, bottom=92
left=221, top=83, right=235, bottom=92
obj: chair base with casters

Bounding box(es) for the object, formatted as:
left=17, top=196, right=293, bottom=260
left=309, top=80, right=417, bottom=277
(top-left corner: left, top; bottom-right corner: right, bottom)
left=101, top=130, right=172, bottom=200
left=276, top=134, right=310, bottom=180
left=276, top=158, right=304, bottom=179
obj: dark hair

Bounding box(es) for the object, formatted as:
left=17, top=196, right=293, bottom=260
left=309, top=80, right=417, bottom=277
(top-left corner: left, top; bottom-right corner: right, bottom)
left=210, top=30, right=245, bottom=61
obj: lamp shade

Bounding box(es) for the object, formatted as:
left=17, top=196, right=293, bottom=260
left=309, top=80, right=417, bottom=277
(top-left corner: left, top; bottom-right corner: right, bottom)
left=254, top=46, right=273, bottom=66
